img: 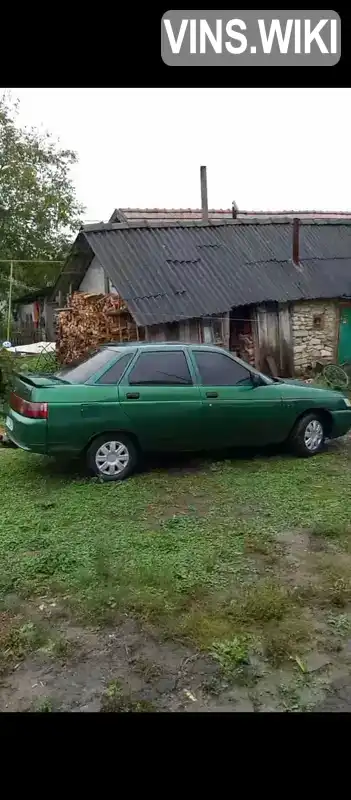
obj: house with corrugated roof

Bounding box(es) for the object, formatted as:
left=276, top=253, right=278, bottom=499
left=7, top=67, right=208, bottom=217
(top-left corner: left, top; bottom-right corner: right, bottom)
left=52, top=215, right=351, bottom=377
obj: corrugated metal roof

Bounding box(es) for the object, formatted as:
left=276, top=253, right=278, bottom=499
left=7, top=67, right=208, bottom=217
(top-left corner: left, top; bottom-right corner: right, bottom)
left=13, top=286, right=53, bottom=305
left=299, top=224, right=351, bottom=258
left=111, top=207, right=351, bottom=224
left=78, top=222, right=351, bottom=326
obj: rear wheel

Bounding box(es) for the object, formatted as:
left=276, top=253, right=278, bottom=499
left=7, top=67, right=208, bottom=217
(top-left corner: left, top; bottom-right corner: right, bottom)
left=289, top=413, right=325, bottom=457
left=86, top=434, right=138, bottom=481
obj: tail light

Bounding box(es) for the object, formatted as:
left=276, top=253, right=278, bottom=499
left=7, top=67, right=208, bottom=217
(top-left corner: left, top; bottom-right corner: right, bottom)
left=10, top=392, right=48, bottom=419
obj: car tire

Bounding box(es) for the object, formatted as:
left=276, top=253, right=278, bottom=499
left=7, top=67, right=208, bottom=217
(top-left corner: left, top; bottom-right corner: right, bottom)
left=86, top=433, right=138, bottom=481
left=289, top=413, right=326, bottom=457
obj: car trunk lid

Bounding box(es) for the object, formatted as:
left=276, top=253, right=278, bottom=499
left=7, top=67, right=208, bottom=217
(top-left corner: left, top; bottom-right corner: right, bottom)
left=13, top=372, right=68, bottom=400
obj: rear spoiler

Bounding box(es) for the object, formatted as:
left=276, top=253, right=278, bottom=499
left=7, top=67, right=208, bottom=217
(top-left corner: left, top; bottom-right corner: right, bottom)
left=13, top=371, right=42, bottom=386
left=13, top=371, right=69, bottom=387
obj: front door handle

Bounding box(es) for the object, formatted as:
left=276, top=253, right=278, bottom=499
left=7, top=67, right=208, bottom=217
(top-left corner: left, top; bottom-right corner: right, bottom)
left=206, top=391, right=218, bottom=398
left=126, top=392, right=140, bottom=399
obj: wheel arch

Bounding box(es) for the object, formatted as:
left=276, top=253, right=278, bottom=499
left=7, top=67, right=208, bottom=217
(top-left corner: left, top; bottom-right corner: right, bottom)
left=83, top=429, right=141, bottom=456
left=290, top=407, right=333, bottom=438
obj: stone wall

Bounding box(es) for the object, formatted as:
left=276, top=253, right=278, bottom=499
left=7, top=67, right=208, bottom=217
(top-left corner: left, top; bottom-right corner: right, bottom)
left=291, top=300, right=338, bottom=375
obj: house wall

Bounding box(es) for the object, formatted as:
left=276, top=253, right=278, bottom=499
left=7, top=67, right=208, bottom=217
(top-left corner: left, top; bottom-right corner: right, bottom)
left=252, top=303, right=293, bottom=376
left=145, top=320, right=200, bottom=342
left=17, top=299, right=47, bottom=326
left=145, top=316, right=229, bottom=345
left=146, top=324, right=167, bottom=342
left=178, top=315, right=228, bottom=345
left=14, top=298, right=58, bottom=340
left=45, top=302, right=58, bottom=340
left=79, top=257, right=106, bottom=293
left=291, top=299, right=338, bottom=374
left=143, top=301, right=339, bottom=377
left=17, top=302, right=34, bottom=323
left=179, top=319, right=201, bottom=342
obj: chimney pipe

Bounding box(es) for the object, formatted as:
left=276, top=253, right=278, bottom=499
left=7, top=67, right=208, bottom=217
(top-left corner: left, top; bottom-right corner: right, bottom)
left=200, top=166, right=208, bottom=223
left=232, top=201, right=238, bottom=219
left=292, top=217, right=300, bottom=264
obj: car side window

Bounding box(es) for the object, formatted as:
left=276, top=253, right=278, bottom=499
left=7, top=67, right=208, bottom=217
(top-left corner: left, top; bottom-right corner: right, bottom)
left=97, top=353, right=134, bottom=384
left=128, top=351, right=192, bottom=385
left=193, top=351, right=252, bottom=386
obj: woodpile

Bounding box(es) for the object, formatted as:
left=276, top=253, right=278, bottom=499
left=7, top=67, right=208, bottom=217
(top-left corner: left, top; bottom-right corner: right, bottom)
left=56, top=292, right=139, bottom=365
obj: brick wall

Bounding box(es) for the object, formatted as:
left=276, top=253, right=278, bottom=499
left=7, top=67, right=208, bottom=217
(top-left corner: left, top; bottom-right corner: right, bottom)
left=291, top=300, right=338, bottom=374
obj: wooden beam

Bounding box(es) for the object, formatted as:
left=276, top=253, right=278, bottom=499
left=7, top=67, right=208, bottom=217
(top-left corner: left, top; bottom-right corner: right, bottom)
left=222, top=312, right=230, bottom=349
left=103, top=271, right=110, bottom=293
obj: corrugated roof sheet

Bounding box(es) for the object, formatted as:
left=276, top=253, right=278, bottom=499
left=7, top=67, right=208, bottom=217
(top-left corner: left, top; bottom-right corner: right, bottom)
left=77, top=221, right=351, bottom=326
left=13, top=286, right=54, bottom=305
left=111, top=207, right=351, bottom=224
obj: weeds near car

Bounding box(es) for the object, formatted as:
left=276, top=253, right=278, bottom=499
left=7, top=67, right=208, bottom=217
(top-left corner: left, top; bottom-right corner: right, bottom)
left=211, top=635, right=250, bottom=672
left=100, top=680, right=156, bottom=713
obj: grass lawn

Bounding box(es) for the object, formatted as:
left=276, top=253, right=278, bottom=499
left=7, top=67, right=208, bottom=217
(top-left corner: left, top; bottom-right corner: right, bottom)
left=1, top=441, right=351, bottom=712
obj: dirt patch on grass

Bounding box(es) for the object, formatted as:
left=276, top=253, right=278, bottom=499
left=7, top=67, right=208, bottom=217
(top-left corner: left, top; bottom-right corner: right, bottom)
left=0, top=611, right=16, bottom=639
left=1, top=598, right=351, bottom=712
left=0, top=615, right=257, bottom=713
left=4, top=610, right=339, bottom=713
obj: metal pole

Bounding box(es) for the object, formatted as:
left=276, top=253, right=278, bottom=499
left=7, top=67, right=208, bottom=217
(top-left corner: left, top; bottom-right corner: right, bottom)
left=6, top=260, right=13, bottom=341
left=200, top=166, right=209, bottom=223
left=292, top=217, right=300, bottom=264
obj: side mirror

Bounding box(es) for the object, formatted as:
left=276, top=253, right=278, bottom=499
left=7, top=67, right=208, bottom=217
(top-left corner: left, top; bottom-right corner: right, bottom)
left=251, top=373, right=262, bottom=388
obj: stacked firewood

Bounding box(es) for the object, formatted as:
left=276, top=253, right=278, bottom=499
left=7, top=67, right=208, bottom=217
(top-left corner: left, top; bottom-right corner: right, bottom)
left=56, top=292, right=139, bottom=365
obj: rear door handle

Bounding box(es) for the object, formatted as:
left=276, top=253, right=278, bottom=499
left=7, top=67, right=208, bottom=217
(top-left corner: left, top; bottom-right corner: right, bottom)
left=206, top=391, right=218, bottom=398
left=126, top=392, right=140, bottom=399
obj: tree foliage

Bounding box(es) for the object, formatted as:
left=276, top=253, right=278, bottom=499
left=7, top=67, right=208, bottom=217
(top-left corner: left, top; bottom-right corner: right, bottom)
left=0, top=93, right=84, bottom=297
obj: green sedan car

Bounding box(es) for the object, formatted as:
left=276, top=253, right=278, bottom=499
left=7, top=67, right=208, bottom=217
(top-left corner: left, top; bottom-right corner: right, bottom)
left=5, top=343, right=351, bottom=481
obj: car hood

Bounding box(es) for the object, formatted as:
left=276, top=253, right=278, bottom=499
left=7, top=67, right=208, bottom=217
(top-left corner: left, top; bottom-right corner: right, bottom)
left=279, top=378, right=312, bottom=388
left=275, top=376, right=347, bottom=403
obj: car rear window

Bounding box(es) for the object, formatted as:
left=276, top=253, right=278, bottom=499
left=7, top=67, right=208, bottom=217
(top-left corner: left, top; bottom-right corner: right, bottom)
left=56, top=348, right=120, bottom=384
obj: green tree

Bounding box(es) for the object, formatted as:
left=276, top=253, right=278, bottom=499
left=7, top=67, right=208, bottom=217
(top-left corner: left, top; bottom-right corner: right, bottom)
left=0, top=93, right=84, bottom=297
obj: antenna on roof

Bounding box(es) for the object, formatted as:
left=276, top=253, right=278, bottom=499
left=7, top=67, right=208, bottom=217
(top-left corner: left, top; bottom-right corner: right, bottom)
left=200, top=166, right=209, bottom=223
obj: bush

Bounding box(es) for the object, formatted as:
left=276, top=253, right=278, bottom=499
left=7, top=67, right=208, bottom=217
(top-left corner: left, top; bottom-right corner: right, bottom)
left=0, top=348, right=13, bottom=407
left=0, top=348, right=60, bottom=408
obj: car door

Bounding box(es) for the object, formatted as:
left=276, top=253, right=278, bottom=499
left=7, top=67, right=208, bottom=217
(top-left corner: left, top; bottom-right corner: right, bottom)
left=189, top=349, right=288, bottom=448
left=118, top=348, right=203, bottom=451
left=47, top=350, right=135, bottom=450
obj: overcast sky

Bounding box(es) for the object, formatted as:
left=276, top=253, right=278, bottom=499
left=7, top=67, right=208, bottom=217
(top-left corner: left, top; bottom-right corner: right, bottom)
left=7, top=88, right=351, bottom=221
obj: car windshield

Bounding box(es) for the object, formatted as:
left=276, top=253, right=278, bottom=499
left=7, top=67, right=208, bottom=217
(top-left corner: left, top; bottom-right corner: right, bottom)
left=55, top=348, right=119, bottom=384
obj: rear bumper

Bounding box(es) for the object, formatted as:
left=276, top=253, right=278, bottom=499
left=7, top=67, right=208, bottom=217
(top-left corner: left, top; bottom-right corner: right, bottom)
left=330, top=409, right=351, bottom=439
left=5, top=409, right=47, bottom=454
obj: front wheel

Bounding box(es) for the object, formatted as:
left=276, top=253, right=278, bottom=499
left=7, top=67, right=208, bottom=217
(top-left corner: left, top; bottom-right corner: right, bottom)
left=86, top=434, right=138, bottom=481
left=289, top=413, right=325, bottom=457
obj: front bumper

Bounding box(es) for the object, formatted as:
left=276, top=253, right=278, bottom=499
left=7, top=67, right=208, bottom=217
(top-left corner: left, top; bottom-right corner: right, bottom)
left=330, top=409, right=351, bottom=439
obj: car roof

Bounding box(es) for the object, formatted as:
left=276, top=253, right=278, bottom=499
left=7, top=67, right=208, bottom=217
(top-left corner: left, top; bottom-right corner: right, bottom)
left=102, top=342, right=224, bottom=352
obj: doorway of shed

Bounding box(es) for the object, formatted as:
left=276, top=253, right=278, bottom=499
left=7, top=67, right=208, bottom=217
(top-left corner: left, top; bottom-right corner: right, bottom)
left=338, top=304, right=351, bottom=363
left=229, top=307, right=255, bottom=365
left=253, top=302, right=293, bottom=378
